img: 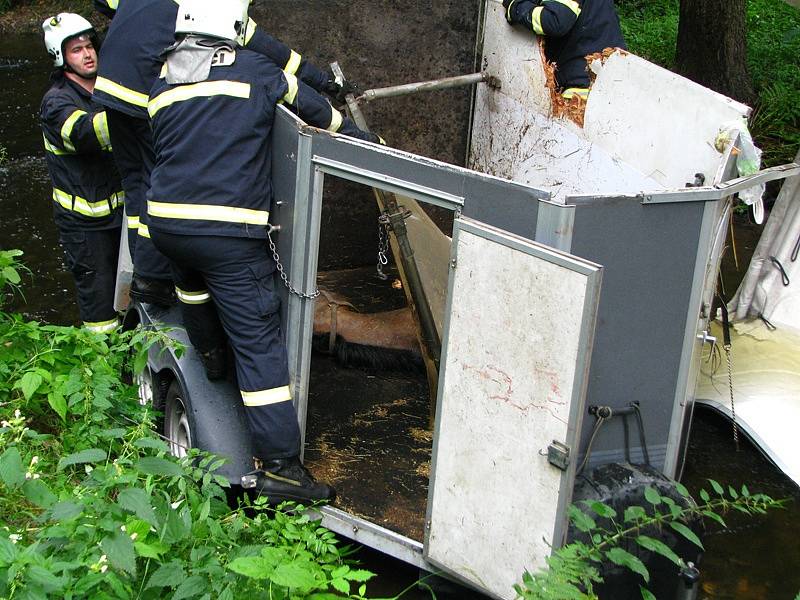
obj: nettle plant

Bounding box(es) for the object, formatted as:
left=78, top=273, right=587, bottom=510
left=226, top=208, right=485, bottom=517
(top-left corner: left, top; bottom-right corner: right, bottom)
left=0, top=250, right=377, bottom=599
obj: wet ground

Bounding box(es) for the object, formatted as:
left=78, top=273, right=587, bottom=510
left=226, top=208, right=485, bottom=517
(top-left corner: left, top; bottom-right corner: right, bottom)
left=2, top=26, right=799, bottom=600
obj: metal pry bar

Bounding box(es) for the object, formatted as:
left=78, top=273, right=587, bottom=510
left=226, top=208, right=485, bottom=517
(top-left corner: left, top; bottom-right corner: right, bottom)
left=358, top=72, right=499, bottom=103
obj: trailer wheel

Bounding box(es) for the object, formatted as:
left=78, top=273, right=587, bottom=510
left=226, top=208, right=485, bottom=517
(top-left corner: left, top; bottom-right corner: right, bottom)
left=135, top=365, right=155, bottom=407
left=163, top=379, right=195, bottom=459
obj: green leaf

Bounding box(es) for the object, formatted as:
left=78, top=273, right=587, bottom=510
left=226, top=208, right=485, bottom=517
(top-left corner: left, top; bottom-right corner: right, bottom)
left=640, top=586, right=657, bottom=600
left=344, top=569, right=374, bottom=582
left=674, top=482, right=690, bottom=498
left=624, top=505, right=647, bottom=522
left=58, top=448, right=107, bottom=470
left=699, top=488, right=710, bottom=502
left=643, top=487, right=662, bottom=506
left=227, top=556, right=272, bottom=580
left=605, top=547, right=649, bottom=583
left=17, top=371, right=43, bottom=400
left=172, top=575, right=207, bottom=600
left=331, top=578, right=350, bottom=594
left=49, top=501, right=83, bottom=521
left=0, top=537, right=18, bottom=564
left=117, top=488, right=159, bottom=528
left=741, top=484, right=750, bottom=497
left=136, top=456, right=184, bottom=478
left=709, top=479, right=724, bottom=496
left=270, top=561, right=319, bottom=591
left=101, top=531, right=137, bottom=576
left=47, top=392, right=68, bottom=421
left=134, top=438, right=170, bottom=453
left=568, top=505, right=596, bottom=533
left=162, top=508, right=191, bottom=544
left=635, top=535, right=683, bottom=567
left=669, top=522, right=704, bottom=550
left=27, top=566, right=64, bottom=593
left=22, top=479, right=57, bottom=508
left=728, top=486, right=739, bottom=499
left=146, top=561, right=186, bottom=589
left=135, top=541, right=169, bottom=559
left=3, top=267, right=21, bottom=284
left=0, top=447, right=25, bottom=488
left=588, top=501, right=617, bottom=519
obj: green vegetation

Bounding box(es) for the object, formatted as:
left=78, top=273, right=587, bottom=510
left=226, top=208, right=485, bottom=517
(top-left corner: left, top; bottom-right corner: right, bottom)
left=617, top=0, right=800, bottom=166
left=0, top=250, right=379, bottom=599
left=515, top=482, right=783, bottom=600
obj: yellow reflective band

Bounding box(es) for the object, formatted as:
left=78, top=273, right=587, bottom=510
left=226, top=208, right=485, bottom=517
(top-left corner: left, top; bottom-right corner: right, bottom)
left=43, top=133, right=72, bottom=155
left=92, top=112, right=111, bottom=150
left=281, top=72, right=298, bottom=105
left=53, top=188, right=124, bottom=218
left=175, top=287, right=211, bottom=305
left=138, top=223, right=151, bottom=238
left=149, top=200, right=270, bottom=226
left=148, top=81, right=251, bottom=117
left=95, top=77, right=149, bottom=108
left=244, top=17, right=257, bottom=45
left=85, top=318, right=119, bottom=333
left=562, top=87, right=590, bottom=99
left=531, top=6, right=545, bottom=34
left=549, top=0, right=581, bottom=17
left=284, top=50, right=302, bottom=75
left=106, top=0, right=119, bottom=9
left=261, top=471, right=302, bottom=487
left=241, top=385, right=292, bottom=407
left=327, top=105, right=343, bottom=132
left=61, top=110, right=86, bottom=153
left=127, top=215, right=140, bottom=229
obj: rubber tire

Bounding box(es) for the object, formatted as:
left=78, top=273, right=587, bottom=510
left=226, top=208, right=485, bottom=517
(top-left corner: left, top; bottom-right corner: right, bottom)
left=163, top=378, right=196, bottom=459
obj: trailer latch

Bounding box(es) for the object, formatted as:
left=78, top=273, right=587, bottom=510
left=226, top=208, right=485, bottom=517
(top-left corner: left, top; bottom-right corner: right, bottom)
left=546, top=441, right=570, bottom=471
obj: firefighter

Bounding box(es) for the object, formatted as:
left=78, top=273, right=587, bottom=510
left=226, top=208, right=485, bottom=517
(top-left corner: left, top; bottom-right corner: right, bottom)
left=40, top=14, right=123, bottom=334
left=146, top=0, right=381, bottom=503
left=502, top=0, right=626, bottom=100
left=92, top=0, right=355, bottom=307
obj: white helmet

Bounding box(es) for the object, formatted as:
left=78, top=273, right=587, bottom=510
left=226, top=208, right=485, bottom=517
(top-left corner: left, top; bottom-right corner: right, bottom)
left=175, top=0, right=251, bottom=45
left=42, top=13, right=95, bottom=67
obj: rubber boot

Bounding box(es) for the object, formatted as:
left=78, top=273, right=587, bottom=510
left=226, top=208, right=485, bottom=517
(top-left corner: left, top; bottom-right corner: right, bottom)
left=129, top=275, right=176, bottom=307
left=241, top=456, right=336, bottom=504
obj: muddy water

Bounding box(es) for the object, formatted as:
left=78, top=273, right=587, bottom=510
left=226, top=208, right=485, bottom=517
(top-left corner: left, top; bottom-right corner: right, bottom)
left=2, top=31, right=799, bottom=600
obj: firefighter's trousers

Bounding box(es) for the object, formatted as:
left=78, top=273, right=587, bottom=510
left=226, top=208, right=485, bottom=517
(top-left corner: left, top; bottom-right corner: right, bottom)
left=106, top=109, right=172, bottom=282
left=58, top=225, right=121, bottom=332
left=151, top=231, right=301, bottom=460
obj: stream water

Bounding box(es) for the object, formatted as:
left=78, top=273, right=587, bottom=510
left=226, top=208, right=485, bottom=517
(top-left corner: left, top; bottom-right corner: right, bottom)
left=1, top=33, right=798, bottom=599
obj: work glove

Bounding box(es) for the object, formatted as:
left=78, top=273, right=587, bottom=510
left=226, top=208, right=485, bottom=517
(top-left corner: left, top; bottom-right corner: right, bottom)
left=502, top=0, right=538, bottom=25
left=366, top=132, right=386, bottom=146
left=324, top=76, right=362, bottom=104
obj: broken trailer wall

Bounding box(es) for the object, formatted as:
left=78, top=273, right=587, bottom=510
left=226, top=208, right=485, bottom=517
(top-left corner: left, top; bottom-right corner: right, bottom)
left=251, top=0, right=483, bottom=269
left=471, top=1, right=751, bottom=475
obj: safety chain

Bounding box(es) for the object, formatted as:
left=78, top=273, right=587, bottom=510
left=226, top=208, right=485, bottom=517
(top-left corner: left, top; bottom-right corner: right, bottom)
left=376, top=213, right=391, bottom=280
left=266, top=226, right=320, bottom=300
left=724, top=342, right=740, bottom=451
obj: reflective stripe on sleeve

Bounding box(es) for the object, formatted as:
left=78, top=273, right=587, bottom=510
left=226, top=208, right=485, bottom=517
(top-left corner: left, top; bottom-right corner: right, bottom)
left=244, top=17, right=257, bottom=45
left=95, top=76, right=149, bottom=108
left=562, top=87, right=590, bottom=99
left=61, top=110, right=87, bottom=152
left=43, top=133, right=72, bottom=155
left=85, top=317, right=119, bottom=333
left=106, top=0, right=119, bottom=9
left=127, top=215, right=140, bottom=229
left=549, top=0, right=581, bottom=17
left=241, top=385, right=292, bottom=407
left=531, top=6, right=545, bottom=34
left=53, top=188, right=124, bottom=217
left=281, top=72, right=298, bottom=105
left=284, top=50, right=302, bottom=75
left=327, top=105, right=343, bottom=132
left=93, top=112, right=112, bottom=149
left=137, top=223, right=151, bottom=238
left=175, top=287, right=212, bottom=305
left=148, top=200, right=270, bottom=226
left=148, top=81, right=251, bottom=117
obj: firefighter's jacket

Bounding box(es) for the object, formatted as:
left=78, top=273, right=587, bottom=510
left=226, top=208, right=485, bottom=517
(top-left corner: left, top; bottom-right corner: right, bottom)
left=93, top=0, right=330, bottom=119
left=40, top=74, right=123, bottom=231
left=507, top=0, right=626, bottom=90
left=147, top=48, right=375, bottom=239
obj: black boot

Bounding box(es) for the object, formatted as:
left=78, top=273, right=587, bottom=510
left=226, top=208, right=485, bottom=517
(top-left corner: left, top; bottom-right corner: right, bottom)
left=241, top=456, right=336, bottom=504
left=198, top=346, right=226, bottom=381
left=129, top=275, right=176, bottom=307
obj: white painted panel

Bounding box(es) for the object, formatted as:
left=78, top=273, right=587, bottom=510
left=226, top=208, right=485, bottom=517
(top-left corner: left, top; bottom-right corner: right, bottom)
left=425, top=218, right=601, bottom=599
left=584, top=53, right=750, bottom=188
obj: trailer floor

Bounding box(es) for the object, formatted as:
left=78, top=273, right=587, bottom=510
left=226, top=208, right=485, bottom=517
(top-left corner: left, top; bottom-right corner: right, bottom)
left=304, top=267, right=433, bottom=542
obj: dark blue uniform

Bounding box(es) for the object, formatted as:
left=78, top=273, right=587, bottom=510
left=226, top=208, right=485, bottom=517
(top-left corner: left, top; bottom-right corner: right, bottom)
left=92, top=0, right=332, bottom=282
left=506, top=0, right=626, bottom=96
left=40, top=74, right=123, bottom=331
left=147, top=47, right=376, bottom=460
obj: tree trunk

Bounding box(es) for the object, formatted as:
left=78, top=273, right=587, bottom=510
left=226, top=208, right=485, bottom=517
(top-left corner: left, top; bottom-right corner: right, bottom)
left=676, top=0, right=757, bottom=105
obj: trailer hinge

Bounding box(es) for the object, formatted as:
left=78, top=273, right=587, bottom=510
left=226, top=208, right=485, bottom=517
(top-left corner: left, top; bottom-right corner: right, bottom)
left=546, top=441, right=571, bottom=471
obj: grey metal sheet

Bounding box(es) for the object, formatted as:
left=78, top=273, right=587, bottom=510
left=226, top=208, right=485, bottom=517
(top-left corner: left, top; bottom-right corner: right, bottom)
left=425, top=217, right=601, bottom=599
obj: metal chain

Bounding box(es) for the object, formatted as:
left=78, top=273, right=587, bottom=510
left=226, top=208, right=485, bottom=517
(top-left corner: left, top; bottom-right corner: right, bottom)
left=376, top=213, right=391, bottom=280
left=724, top=343, right=740, bottom=451
left=266, top=226, right=320, bottom=300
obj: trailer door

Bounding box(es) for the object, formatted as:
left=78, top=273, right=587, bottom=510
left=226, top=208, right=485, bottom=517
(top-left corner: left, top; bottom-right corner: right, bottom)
left=424, top=217, right=602, bottom=600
